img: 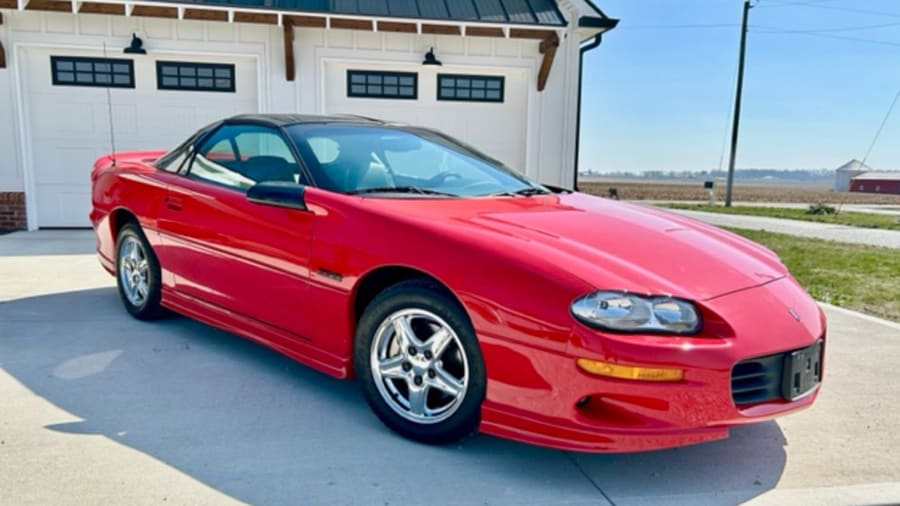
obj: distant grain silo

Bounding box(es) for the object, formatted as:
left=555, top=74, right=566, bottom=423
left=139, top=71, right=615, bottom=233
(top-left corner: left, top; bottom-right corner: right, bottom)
left=833, top=159, right=871, bottom=192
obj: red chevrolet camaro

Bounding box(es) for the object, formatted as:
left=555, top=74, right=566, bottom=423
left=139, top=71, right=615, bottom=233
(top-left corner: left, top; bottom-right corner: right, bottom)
left=90, top=114, right=824, bottom=452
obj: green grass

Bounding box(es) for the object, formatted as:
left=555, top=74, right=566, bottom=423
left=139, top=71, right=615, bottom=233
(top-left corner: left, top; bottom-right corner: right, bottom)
left=725, top=227, right=900, bottom=322
left=663, top=203, right=900, bottom=231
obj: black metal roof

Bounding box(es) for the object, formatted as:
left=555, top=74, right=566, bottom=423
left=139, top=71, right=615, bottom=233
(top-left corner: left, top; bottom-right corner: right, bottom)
left=226, top=113, right=389, bottom=127
left=171, top=0, right=567, bottom=26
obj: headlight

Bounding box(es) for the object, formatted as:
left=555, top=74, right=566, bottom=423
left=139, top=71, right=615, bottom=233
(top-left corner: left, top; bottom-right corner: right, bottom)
left=571, top=291, right=701, bottom=335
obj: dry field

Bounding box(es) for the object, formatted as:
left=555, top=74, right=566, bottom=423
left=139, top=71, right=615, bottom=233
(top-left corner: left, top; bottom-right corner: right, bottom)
left=578, top=180, right=900, bottom=205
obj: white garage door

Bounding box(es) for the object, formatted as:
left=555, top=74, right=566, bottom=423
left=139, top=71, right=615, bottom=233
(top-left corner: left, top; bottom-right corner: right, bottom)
left=21, top=47, right=258, bottom=227
left=323, top=62, right=527, bottom=172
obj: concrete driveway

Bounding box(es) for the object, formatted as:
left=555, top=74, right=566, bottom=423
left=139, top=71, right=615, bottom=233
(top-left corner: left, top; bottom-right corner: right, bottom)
left=2, top=231, right=899, bottom=505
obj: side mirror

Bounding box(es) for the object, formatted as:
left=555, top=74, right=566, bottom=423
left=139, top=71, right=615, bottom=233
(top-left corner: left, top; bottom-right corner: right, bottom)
left=247, top=182, right=307, bottom=211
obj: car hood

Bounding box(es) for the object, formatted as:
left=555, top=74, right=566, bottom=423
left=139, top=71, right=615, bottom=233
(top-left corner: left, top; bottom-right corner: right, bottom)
left=368, top=192, right=787, bottom=300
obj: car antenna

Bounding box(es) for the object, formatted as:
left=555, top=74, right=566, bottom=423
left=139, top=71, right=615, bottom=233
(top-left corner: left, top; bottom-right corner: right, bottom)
left=102, top=41, right=117, bottom=168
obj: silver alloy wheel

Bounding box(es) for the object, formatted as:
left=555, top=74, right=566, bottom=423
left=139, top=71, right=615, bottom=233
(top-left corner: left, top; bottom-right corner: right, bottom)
left=370, top=308, right=469, bottom=424
left=118, top=236, right=150, bottom=307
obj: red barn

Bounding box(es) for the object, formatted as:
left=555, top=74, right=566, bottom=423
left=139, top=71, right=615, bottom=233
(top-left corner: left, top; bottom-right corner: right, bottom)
left=849, top=172, right=900, bottom=194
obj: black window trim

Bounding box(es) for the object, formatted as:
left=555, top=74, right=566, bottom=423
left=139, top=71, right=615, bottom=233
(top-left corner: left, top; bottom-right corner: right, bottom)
left=346, top=70, right=418, bottom=100
left=437, top=73, right=505, bottom=103
left=182, top=122, right=314, bottom=191
left=156, top=60, right=236, bottom=93
left=50, top=55, right=135, bottom=89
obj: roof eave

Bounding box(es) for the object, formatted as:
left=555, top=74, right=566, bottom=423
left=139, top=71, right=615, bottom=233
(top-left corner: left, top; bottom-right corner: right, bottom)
left=576, top=15, right=618, bottom=39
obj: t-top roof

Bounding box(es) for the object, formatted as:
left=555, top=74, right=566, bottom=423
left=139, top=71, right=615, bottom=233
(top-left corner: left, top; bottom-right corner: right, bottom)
left=225, top=113, right=389, bottom=127
left=167, top=0, right=567, bottom=26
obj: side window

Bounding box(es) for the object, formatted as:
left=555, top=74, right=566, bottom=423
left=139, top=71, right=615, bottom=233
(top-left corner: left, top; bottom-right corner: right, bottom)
left=187, top=124, right=305, bottom=191
left=158, top=148, right=190, bottom=173
left=234, top=131, right=295, bottom=163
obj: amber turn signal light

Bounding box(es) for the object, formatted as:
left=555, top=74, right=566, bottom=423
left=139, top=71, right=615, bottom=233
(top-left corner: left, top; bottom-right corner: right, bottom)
left=576, top=358, right=684, bottom=382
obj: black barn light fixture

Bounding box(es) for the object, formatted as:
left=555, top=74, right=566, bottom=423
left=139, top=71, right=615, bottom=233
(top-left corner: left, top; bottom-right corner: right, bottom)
left=422, top=47, right=442, bottom=66
left=123, top=33, right=146, bottom=55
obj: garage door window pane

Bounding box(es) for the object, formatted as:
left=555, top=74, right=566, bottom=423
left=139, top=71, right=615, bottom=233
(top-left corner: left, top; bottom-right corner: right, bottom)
left=51, top=56, right=135, bottom=88
left=437, top=74, right=504, bottom=103
left=347, top=70, right=417, bottom=99
left=157, top=61, right=235, bottom=92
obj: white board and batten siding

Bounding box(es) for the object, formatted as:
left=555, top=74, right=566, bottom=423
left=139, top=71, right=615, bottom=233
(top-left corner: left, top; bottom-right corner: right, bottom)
left=0, top=9, right=585, bottom=229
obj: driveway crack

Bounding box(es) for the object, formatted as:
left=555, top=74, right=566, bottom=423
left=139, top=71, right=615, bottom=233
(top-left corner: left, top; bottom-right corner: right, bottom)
left=565, top=452, right=616, bottom=506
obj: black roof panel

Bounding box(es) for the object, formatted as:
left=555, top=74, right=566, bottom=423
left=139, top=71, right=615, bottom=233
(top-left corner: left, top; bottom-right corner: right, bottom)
left=164, top=0, right=567, bottom=26
left=225, top=113, right=390, bottom=127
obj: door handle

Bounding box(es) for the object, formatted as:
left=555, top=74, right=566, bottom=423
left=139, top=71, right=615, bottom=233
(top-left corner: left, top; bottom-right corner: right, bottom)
left=165, top=196, right=183, bottom=211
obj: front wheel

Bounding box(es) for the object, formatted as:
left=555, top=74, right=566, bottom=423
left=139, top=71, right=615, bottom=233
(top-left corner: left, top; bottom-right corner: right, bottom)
left=354, top=281, right=486, bottom=445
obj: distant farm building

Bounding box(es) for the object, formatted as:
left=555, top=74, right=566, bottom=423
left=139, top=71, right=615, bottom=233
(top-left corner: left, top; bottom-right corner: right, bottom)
left=849, top=172, right=900, bottom=195
left=833, top=159, right=871, bottom=191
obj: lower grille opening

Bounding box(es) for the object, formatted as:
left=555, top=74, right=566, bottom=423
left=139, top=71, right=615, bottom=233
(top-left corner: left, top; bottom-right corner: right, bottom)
left=731, top=353, right=784, bottom=406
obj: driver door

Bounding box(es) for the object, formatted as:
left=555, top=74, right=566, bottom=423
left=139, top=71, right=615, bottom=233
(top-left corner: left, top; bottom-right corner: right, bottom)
left=157, top=123, right=315, bottom=340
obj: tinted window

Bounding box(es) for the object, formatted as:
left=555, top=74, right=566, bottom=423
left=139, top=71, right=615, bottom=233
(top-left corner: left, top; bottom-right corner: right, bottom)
left=288, top=124, right=539, bottom=197
left=51, top=56, right=135, bottom=88
left=347, top=70, right=417, bottom=99
left=438, top=74, right=504, bottom=103
left=157, top=61, right=236, bottom=92
left=158, top=148, right=190, bottom=173
left=188, top=124, right=304, bottom=191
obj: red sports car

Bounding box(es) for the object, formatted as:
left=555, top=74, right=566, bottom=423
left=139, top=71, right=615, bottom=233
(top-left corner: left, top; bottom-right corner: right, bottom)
left=90, top=114, right=824, bottom=452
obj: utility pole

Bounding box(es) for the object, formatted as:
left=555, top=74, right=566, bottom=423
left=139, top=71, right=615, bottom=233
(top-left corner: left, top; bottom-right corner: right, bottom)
left=725, top=0, right=751, bottom=207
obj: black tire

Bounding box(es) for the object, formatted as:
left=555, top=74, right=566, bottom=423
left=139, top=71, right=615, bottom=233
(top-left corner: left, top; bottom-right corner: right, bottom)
left=115, top=223, right=167, bottom=320
left=354, top=280, right=486, bottom=445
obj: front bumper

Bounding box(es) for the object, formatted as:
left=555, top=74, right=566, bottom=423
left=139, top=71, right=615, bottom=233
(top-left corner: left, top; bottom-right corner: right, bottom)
left=477, top=277, right=825, bottom=453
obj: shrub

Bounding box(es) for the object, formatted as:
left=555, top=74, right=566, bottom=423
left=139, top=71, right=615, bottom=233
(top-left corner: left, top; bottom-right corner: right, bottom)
left=807, top=203, right=836, bottom=215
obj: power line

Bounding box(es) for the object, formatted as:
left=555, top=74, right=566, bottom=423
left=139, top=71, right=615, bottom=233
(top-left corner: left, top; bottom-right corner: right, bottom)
left=754, top=20, right=900, bottom=33
left=861, top=84, right=900, bottom=166
left=756, top=0, right=842, bottom=8
left=783, top=3, right=900, bottom=18
left=616, top=23, right=739, bottom=31
left=751, top=27, right=900, bottom=48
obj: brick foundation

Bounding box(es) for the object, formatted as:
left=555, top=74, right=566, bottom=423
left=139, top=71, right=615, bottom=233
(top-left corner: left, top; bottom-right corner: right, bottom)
left=0, top=192, right=27, bottom=231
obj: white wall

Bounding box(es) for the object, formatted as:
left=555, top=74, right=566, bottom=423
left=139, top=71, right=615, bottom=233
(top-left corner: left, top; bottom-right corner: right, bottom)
left=0, top=12, right=23, bottom=193
left=0, top=6, right=587, bottom=210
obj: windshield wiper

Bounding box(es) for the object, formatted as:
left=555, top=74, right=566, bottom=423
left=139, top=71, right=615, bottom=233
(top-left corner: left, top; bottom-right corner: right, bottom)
left=348, top=186, right=459, bottom=197
left=490, top=187, right=552, bottom=197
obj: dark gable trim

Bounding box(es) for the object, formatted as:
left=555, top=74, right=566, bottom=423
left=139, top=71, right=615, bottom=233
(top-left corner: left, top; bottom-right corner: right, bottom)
left=578, top=16, right=619, bottom=30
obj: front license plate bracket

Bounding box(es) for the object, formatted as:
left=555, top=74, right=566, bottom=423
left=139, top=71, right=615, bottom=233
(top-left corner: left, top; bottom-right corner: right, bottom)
left=781, top=340, right=822, bottom=400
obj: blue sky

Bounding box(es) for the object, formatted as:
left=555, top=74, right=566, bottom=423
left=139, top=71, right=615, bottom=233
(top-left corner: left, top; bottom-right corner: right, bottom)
left=579, top=0, right=900, bottom=172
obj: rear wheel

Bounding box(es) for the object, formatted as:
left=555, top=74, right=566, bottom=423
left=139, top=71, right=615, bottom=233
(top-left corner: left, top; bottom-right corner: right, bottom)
left=115, top=223, right=166, bottom=320
left=355, top=281, right=486, bottom=445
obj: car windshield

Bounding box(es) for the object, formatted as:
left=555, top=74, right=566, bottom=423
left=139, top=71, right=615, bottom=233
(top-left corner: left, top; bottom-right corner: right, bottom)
left=286, top=124, right=546, bottom=197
